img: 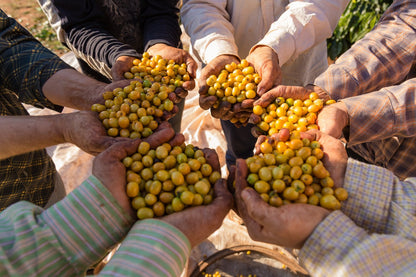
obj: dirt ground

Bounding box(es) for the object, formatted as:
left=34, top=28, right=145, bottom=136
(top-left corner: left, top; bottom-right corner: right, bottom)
left=2, top=0, right=67, bottom=56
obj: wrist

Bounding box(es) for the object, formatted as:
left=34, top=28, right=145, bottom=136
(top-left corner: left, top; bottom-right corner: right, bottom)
left=43, top=69, right=106, bottom=110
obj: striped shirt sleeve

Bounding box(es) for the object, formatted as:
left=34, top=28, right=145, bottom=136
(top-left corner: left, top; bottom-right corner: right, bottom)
left=0, top=175, right=134, bottom=277
left=299, top=158, right=416, bottom=276
left=99, top=219, right=191, bottom=277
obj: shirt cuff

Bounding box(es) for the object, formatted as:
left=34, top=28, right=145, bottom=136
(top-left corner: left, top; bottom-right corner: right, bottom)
left=201, top=36, right=239, bottom=64
left=42, top=175, right=134, bottom=268
left=100, top=219, right=191, bottom=277
left=341, top=158, right=393, bottom=233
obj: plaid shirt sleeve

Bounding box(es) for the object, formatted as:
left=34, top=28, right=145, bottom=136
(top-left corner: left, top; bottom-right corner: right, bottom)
left=299, top=158, right=416, bottom=276
left=341, top=78, right=416, bottom=146
left=0, top=9, right=72, bottom=111
left=0, top=176, right=134, bottom=276
left=314, top=0, right=416, bottom=101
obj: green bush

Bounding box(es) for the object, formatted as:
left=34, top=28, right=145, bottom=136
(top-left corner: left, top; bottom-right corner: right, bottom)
left=327, top=0, right=393, bottom=60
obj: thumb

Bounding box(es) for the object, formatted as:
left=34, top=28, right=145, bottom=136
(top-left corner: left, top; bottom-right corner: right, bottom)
left=241, top=188, right=271, bottom=224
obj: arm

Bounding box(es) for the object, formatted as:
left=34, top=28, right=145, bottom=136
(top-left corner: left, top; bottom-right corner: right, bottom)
left=316, top=78, right=416, bottom=145
left=0, top=176, right=133, bottom=276
left=39, top=0, right=139, bottom=76
left=141, top=0, right=182, bottom=51
left=0, top=9, right=72, bottom=112
left=254, top=0, right=349, bottom=66
left=181, top=0, right=239, bottom=64
left=314, top=1, right=416, bottom=100
left=0, top=9, right=118, bottom=111
left=0, top=111, right=120, bottom=159
left=299, top=158, right=416, bottom=276
left=98, top=219, right=191, bottom=277
left=342, top=78, right=416, bottom=145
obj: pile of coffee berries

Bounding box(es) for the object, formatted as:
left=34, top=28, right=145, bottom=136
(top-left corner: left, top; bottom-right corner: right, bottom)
left=253, top=92, right=336, bottom=136
left=91, top=80, right=174, bottom=139
left=123, top=141, right=222, bottom=219
left=246, top=129, right=348, bottom=210
left=124, top=52, right=190, bottom=88
left=205, top=59, right=261, bottom=124
left=91, top=52, right=191, bottom=138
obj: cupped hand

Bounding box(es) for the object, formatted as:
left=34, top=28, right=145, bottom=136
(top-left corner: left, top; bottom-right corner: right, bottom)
left=92, top=122, right=177, bottom=217
left=161, top=179, right=233, bottom=248
left=316, top=101, right=349, bottom=139
left=111, top=55, right=138, bottom=81
left=300, top=129, right=348, bottom=188
left=198, top=55, right=240, bottom=112
left=246, top=46, right=281, bottom=96
left=64, top=111, right=127, bottom=156
left=234, top=159, right=330, bottom=249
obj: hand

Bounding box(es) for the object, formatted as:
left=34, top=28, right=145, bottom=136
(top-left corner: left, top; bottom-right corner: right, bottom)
left=246, top=46, right=281, bottom=96
left=234, top=159, right=330, bottom=249
left=63, top=111, right=127, bottom=156
left=92, top=123, right=177, bottom=218
left=317, top=101, right=349, bottom=139
left=147, top=43, right=197, bottom=91
left=161, top=179, right=233, bottom=248
left=111, top=55, right=138, bottom=81
left=301, top=129, right=348, bottom=188
left=198, top=54, right=239, bottom=116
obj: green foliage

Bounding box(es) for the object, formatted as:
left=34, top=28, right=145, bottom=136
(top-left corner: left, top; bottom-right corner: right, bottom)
left=327, top=0, right=393, bottom=60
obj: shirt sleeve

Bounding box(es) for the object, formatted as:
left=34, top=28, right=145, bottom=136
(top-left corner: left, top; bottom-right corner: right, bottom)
left=141, top=0, right=182, bottom=51
left=181, top=0, right=239, bottom=64
left=299, top=158, right=416, bottom=276
left=0, top=9, right=72, bottom=111
left=0, top=175, right=134, bottom=276
left=99, top=219, right=191, bottom=277
left=314, top=1, right=416, bottom=100
left=254, top=0, right=349, bottom=66
left=340, top=78, right=416, bottom=146
left=43, top=0, right=139, bottom=70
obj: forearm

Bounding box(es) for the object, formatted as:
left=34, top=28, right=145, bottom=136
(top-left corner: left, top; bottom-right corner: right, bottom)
left=255, top=0, right=349, bottom=66
left=0, top=114, right=67, bottom=160
left=99, top=219, right=191, bottom=277
left=142, top=0, right=181, bottom=50
left=299, top=211, right=416, bottom=276
left=0, top=10, right=72, bottom=111
left=0, top=176, right=133, bottom=276
left=42, top=68, right=106, bottom=110
left=181, top=0, right=239, bottom=64
left=342, top=79, right=416, bottom=145
left=314, top=1, right=416, bottom=100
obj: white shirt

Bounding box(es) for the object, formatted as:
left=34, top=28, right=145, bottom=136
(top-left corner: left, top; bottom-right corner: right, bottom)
left=181, top=0, right=350, bottom=85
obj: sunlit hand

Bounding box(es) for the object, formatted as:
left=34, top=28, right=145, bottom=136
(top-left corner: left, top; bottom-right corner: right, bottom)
left=161, top=178, right=233, bottom=248
left=234, top=158, right=330, bottom=249
left=92, top=122, right=177, bottom=218
left=300, top=129, right=348, bottom=188
left=198, top=55, right=239, bottom=118
left=246, top=45, right=281, bottom=96
left=316, top=101, right=349, bottom=139
left=111, top=55, right=138, bottom=81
